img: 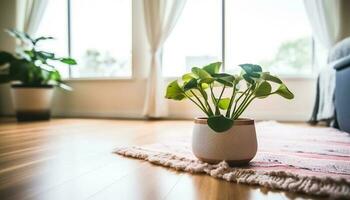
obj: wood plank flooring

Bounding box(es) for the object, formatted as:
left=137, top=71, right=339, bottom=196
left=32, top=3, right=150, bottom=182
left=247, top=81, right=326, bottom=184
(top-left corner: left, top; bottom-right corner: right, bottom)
left=0, top=118, right=321, bottom=200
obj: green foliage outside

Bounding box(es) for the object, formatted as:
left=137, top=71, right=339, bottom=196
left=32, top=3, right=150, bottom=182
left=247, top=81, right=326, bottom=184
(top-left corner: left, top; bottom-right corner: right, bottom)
left=259, top=37, right=312, bottom=72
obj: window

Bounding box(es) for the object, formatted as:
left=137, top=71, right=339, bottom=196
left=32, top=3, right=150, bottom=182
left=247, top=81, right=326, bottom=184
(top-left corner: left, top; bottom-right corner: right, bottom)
left=163, top=0, right=312, bottom=77
left=37, top=0, right=312, bottom=79
left=225, top=0, right=312, bottom=75
left=36, top=1, right=69, bottom=78
left=162, top=0, right=222, bottom=77
left=37, top=0, right=132, bottom=79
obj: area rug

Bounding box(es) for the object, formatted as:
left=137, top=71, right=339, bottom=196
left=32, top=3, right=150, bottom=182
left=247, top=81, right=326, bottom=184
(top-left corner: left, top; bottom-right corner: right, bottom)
left=114, top=121, right=350, bottom=198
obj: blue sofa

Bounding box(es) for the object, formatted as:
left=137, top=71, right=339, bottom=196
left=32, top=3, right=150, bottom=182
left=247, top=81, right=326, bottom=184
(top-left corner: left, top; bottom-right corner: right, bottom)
left=334, top=55, right=350, bottom=133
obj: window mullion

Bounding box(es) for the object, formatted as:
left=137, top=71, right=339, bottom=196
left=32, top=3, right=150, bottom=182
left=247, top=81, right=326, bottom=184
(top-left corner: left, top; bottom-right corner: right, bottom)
left=67, top=0, right=72, bottom=78
left=221, top=0, right=225, bottom=72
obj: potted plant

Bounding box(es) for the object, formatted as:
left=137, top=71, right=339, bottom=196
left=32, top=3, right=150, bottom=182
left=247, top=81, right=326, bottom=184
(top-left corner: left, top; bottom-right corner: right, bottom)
left=0, top=29, right=77, bottom=121
left=165, top=62, right=294, bottom=166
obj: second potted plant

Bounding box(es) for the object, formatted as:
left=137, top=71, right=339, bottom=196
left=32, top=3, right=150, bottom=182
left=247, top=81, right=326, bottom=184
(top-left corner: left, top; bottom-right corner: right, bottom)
left=165, top=62, right=294, bottom=166
left=0, top=29, right=77, bottom=121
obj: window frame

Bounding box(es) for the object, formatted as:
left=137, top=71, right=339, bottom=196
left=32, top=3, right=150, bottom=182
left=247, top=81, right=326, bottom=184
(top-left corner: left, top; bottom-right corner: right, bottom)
left=60, top=0, right=314, bottom=81
left=61, top=0, right=134, bottom=81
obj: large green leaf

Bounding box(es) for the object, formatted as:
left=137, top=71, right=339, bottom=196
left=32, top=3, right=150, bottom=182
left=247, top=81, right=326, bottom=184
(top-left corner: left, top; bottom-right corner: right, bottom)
left=165, top=80, right=186, bottom=100
left=217, top=98, right=230, bottom=110
left=239, top=64, right=262, bottom=74
left=254, top=81, right=271, bottom=98
left=275, top=84, right=294, bottom=99
left=261, top=72, right=282, bottom=84
left=192, top=67, right=213, bottom=83
left=182, top=72, right=198, bottom=82
left=60, top=58, right=77, bottom=65
left=202, top=62, right=221, bottom=75
left=183, top=78, right=197, bottom=91
left=207, top=115, right=234, bottom=132
left=212, top=73, right=235, bottom=87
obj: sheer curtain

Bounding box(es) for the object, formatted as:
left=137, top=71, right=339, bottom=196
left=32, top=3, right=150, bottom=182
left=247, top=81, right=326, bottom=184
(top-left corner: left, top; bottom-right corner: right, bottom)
left=142, top=0, right=186, bottom=118
left=16, top=0, right=49, bottom=35
left=304, top=0, right=342, bottom=124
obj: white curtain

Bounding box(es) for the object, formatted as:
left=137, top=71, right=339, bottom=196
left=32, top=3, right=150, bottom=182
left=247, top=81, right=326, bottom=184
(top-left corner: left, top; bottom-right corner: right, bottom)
left=142, top=0, right=186, bottom=118
left=304, top=0, right=341, bottom=49
left=17, top=0, right=49, bottom=35
left=304, top=0, right=342, bottom=122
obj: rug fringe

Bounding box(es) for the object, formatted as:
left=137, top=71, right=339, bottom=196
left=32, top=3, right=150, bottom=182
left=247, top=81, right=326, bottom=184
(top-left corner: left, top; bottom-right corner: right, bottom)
left=115, top=147, right=350, bottom=199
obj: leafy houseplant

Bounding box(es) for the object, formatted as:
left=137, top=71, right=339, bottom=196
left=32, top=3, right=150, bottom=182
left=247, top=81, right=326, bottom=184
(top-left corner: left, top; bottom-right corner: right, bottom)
left=165, top=61, right=294, bottom=165
left=0, top=29, right=77, bottom=121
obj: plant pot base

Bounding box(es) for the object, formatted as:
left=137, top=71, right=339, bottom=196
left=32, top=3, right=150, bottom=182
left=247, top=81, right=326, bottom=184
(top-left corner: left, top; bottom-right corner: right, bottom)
left=16, top=111, right=51, bottom=122
left=197, top=156, right=253, bottom=167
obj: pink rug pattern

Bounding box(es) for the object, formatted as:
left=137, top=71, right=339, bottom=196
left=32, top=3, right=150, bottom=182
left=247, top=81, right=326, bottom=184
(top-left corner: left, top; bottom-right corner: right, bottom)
left=115, top=121, right=350, bottom=198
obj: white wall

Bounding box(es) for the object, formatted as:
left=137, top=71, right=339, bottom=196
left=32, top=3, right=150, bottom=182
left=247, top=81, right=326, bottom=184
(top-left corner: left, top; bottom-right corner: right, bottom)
left=0, top=77, right=316, bottom=121
left=0, top=0, right=316, bottom=121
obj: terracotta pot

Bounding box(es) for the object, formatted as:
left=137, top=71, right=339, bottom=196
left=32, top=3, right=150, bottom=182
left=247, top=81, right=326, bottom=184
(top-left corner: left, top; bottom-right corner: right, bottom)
left=192, top=118, right=257, bottom=166
left=11, top=84, right=54, bottom=122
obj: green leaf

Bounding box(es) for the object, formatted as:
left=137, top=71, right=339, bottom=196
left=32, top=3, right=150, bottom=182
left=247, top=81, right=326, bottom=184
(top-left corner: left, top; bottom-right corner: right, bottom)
left=24, top=50, right=35, bottom=59
left=202, top=62, right=221, bottom=75
left=5, top=29, right=34, bottom=44
left=242, top=74, right=254, bottom=84
left=254, top=81, right=272, bottom=98
left=34, top=36, right=54, bottom=44
left=275, top=84, right=294, bottom=99
left=0, top=51, right=14, bottom=64
left=207, top=115, right=234, bottom=132
left=60, top=58, right=77, bottom=65
left=36, top=51, right=55, bottom=64
left=201, top=82, right=209, bottom=89
left=239, top=64, right=262, bottom=74
left=217, top=98, right=230, bottom=110
left=165, top=80, right=186, bottom=100
left=9, top=59, right=31, bottom=82
left=49, top=70, right=61, bottom=81
left=183, top=78, right=197, bottom=91
left=182, top=73, right=198, bottom=82
left=192, top=67, right=213, bottom=83
left=249, top=72, right=261, bottom=78
left=212, top=73, right=235, bottom=87
left=261, top=72, right=282, bottom=84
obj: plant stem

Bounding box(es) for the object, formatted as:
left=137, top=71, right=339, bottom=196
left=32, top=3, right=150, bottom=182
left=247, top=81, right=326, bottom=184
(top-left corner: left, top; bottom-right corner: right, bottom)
left=234, top=96, right=256, bottom=119
left=233, top=86, right=253, bottom=118
left=199, top=85, right=213, bottom=116
left=209, top=84, right=217, bottom=105
left=190, top=90, right=208, bottom=115
left=183, top=92, right=209, bottom=116
left=231, top=86, right=250, bottom=119
left=226, top=83, right=237, bottom=118
left=215, top=85, right=226, bottom=115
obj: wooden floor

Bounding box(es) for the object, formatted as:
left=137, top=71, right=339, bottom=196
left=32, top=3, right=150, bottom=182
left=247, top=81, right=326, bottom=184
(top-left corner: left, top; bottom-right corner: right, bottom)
left=0, top=118, right=321, bottom=200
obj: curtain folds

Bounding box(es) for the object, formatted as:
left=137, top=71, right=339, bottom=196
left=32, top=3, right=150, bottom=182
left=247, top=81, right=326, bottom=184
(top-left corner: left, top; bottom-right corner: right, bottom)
left=142, top=0, right=186, bottom=118
left=17, top=0, right=49, bottom=35
left=304, top=0, right=344, bottom=125
left=304, top=0, right=342, bottom=49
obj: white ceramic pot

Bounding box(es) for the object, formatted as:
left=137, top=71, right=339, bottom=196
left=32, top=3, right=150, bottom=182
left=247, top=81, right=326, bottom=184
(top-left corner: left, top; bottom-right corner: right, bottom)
left=11, top=84, right=54, bottom=121
left=192, top=118, right=257, bottom=166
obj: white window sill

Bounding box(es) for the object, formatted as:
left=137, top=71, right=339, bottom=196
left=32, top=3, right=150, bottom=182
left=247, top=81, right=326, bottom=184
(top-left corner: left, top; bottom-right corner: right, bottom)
left=62, top=76, right=134, bottom=82
left=61, top=74, right=317, bottom=82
